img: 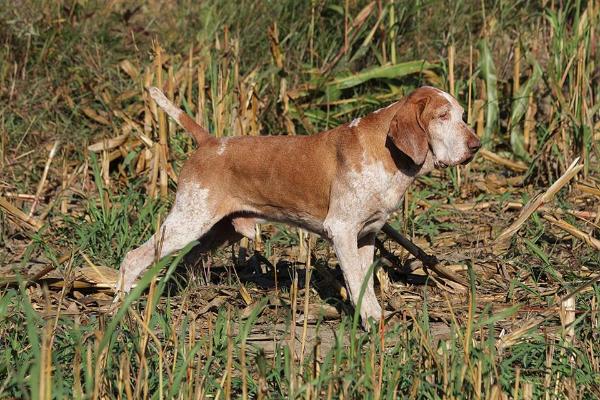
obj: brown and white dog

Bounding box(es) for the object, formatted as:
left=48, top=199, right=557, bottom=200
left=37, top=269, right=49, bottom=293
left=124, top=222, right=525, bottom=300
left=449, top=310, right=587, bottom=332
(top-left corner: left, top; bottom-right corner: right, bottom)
left=116, top=86, right=480, bottom=327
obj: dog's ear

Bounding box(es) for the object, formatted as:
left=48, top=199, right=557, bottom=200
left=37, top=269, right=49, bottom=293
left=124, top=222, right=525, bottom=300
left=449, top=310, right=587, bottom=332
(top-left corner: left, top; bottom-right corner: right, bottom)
left=388, top=98, right=429, bottom=165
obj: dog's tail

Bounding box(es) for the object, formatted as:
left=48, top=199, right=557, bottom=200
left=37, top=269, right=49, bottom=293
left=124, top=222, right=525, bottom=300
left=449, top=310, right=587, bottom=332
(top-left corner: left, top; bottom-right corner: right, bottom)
left=147, top=86, right=210, bottom=143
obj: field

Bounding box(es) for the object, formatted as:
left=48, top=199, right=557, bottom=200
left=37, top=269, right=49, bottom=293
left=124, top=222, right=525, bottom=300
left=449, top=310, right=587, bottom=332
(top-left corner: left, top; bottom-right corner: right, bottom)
left=0, top=0, right=599, bottom=398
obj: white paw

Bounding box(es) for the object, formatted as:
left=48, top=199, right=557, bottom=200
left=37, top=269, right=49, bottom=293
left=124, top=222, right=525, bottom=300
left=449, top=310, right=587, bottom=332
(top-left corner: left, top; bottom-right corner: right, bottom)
left=359, top=299, right=384, bottom=330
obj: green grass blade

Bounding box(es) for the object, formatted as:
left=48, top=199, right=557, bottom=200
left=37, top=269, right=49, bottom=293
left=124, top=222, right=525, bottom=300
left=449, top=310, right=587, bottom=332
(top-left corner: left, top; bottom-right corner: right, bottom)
left=478, top=39, right=499, bottom=148
left=96, top=242, right=196, bottom=357
left=509, top=53, right=542, bottom=161
left=327, top=60, right=437, bottom=91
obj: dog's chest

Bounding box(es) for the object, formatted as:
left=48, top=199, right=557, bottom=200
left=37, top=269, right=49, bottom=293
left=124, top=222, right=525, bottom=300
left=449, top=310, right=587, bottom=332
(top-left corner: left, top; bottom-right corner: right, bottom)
left=336, top=161, right=410, bottom=216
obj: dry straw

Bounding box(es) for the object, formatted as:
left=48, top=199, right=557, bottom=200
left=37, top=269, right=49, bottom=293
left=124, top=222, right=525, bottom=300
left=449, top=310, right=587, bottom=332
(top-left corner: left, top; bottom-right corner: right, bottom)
left=495, top=157, right=583, bottom=245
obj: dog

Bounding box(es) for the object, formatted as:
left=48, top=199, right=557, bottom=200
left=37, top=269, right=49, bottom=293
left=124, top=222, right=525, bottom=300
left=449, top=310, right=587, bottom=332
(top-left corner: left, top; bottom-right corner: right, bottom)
left=116, top=85, right=481, bottom=328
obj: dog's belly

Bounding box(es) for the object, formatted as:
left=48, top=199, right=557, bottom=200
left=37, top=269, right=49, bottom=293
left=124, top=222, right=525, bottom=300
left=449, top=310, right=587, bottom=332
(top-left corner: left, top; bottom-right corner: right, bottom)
left=233, top=208, right=389, bottom=243
left=237, top=207, right=328, bottom=238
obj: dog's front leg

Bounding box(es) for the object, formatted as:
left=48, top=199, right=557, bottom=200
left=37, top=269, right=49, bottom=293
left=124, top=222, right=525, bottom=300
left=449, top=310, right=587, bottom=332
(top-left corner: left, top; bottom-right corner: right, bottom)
left=357, top=233, right=382, bottom=321
left=328, top=226, right=382, bottom=329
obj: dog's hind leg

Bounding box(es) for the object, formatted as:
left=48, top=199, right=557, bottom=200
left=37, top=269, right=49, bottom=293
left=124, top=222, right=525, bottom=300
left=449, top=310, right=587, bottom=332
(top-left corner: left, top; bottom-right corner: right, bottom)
left=116, top=184, right=224, bottom=293
left=181, top=216, right=258, bottom=273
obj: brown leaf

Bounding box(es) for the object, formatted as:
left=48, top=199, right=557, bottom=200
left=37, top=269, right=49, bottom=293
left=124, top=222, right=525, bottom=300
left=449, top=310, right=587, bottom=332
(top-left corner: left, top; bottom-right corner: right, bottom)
left=120, top=60, right=140, bottom=80
left=75, top=265, right=119, bottom=287
left=87, top=133, right=129, bottom=152
left=81, top=107, right=111, bottom=126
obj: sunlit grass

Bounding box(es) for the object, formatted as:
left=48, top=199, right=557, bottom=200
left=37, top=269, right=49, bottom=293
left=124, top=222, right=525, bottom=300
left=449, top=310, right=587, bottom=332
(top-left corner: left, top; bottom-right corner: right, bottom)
left=0, top=0, right=599, bottom=398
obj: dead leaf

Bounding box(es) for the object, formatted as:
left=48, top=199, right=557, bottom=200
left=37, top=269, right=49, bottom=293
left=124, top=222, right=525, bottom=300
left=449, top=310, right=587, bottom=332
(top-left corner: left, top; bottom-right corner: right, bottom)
left=76, top=266, right=119, bottom=287
left=81, top=107, right=111, bottom=126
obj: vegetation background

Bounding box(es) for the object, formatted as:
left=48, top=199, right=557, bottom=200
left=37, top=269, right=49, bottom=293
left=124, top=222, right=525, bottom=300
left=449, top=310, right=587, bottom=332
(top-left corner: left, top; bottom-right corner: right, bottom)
left=0, top=0, right=599, bottom=398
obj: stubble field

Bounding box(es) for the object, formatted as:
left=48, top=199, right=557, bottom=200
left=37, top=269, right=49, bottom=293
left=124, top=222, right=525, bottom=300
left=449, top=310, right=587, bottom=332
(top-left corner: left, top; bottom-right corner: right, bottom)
left=0, top=1, right=599, bottom=398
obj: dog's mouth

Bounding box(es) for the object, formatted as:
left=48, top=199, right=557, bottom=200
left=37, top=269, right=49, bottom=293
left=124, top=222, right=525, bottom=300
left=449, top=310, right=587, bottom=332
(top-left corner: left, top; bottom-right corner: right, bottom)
left=432, top=155, right=448, bottom=169
left=460, top=155, right=474, bottom=166
left=434, top=154, right=475, bottom=168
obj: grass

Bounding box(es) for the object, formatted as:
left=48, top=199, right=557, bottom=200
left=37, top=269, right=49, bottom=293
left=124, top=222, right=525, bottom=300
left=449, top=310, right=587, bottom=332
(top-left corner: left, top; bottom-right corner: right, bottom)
left=0, top=0, right=599, bottom=398
left=2, top=259, right=599, bottom=398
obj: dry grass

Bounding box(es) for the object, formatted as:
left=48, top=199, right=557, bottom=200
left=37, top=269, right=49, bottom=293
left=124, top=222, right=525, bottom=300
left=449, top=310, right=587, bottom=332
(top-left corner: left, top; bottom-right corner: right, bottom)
left=0, top=0, right=599, bottom=398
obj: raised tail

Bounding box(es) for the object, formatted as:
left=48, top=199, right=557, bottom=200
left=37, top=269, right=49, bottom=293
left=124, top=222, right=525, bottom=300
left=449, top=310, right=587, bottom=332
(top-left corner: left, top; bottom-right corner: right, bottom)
left=147, top=86, right=210, bottom=143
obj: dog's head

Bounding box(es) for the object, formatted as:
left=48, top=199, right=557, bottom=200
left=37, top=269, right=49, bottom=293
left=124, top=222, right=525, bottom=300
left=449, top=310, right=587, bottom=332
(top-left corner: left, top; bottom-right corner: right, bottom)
left=388, top=86, right=481, bottom=168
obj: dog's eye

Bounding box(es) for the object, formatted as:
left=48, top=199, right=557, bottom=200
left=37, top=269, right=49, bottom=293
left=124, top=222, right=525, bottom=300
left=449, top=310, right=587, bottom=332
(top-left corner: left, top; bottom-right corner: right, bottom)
left=439, top=111, right=450, bottom=119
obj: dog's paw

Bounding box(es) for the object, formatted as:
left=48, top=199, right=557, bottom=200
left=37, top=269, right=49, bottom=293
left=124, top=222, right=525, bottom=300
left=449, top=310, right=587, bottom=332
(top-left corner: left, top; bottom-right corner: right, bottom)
left=359, top=301, right=385, bottom=331
left=106, top=290, right=125, bottom=315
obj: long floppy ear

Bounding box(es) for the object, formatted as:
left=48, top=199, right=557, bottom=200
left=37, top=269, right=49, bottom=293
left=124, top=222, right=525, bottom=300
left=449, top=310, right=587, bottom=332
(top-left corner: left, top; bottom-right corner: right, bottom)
left=388, top=99, right=429, bottom=165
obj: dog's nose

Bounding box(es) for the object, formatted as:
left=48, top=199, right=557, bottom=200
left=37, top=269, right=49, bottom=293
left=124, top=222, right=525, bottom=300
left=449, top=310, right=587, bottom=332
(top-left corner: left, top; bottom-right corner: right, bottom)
left=467, top=135, right=481, bottom=152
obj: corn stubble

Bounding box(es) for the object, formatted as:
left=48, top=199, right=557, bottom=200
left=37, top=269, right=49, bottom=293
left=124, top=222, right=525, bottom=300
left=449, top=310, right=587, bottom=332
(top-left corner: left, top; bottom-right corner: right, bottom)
left=0, top=1, right=599, bottom=398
